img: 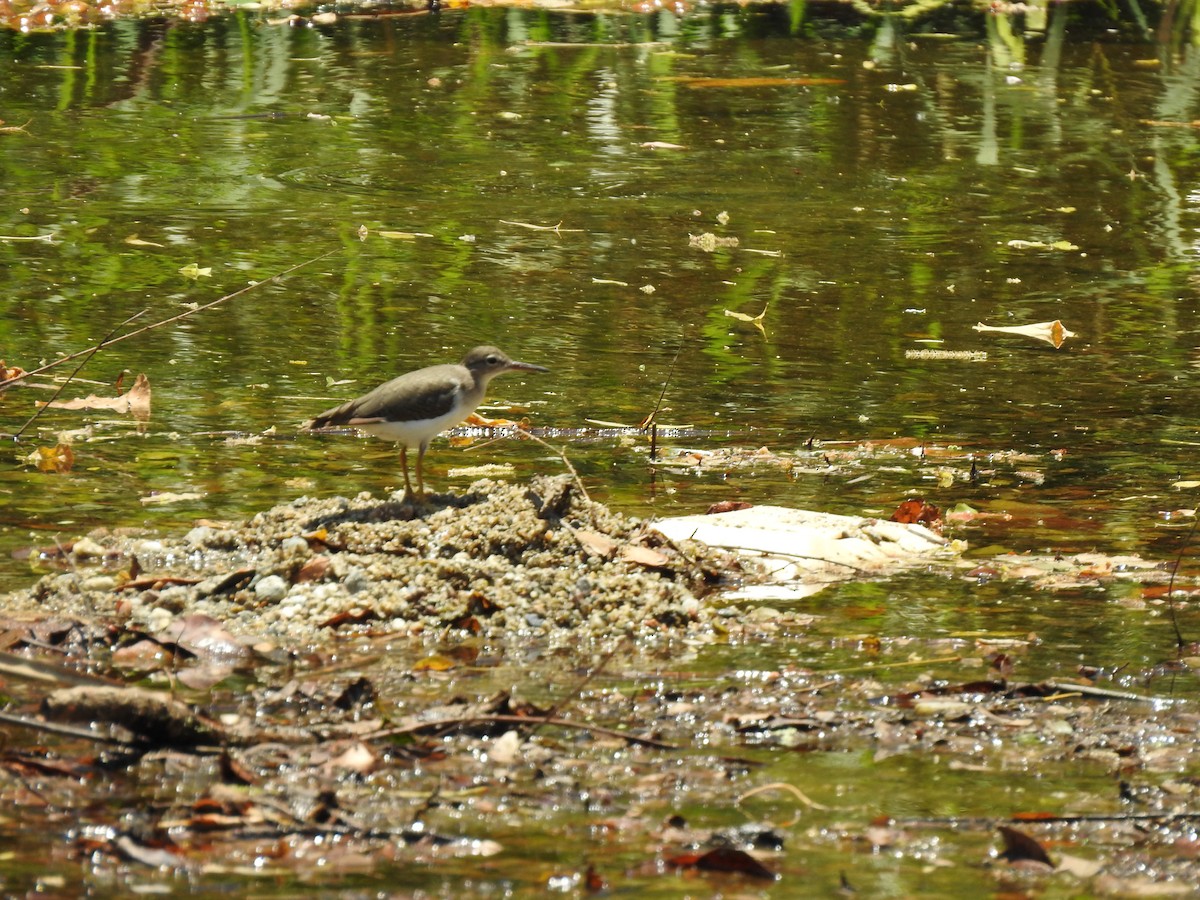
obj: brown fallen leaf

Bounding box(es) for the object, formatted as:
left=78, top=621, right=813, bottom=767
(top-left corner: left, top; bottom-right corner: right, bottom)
left=666, top=846, right=776, bottom=880
left=997, top=825, right=1054, bottom=868
left=0, top=359, right=28, bottom=383
left=973, top=320, right=1076, bottom=349
left=890, top=498, right=941, bottom=526
left=39, top=372, right=152, bottom=417
left=706, top=500, right=753, bottom=515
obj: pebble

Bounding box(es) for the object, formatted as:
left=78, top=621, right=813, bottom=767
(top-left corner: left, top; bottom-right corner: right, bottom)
left=72, top=537, right=107, bottom=558
left=184, top=526, right=213, bottom=548
left=254, top=575, right=289, bottom=603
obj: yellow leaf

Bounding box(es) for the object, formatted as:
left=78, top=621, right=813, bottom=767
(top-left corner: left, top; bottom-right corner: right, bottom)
left=724, top=302, right=769, bottom=337
left=413, top=654, right=457, bottom=672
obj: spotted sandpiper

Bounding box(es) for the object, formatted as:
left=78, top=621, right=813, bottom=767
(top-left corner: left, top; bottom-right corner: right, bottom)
left=305, top=345, right=548, bottom=503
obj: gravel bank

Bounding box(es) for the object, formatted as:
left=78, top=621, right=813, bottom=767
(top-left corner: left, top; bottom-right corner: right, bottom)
left=4, top=476, right=749, bottom=646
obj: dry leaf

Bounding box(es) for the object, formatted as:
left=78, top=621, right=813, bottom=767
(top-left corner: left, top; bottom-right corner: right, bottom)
left=40, top=372, right=152, bottom=417
left=621, top=545, right=670, bottom=568
left=325, top=742, right=378, bottom=776
left=413, top=654, right=458, bottom=672
left=125, top=234, right=165, bottom=248
left=179, top=263, right=212, bottom=279
left=25, top=443, right=74, bottom=473
left=575, top=530, right=618, bottom=558
left=140, top=491, right=204, bottom=505
left=725, top=302, right=769, bottom=336
left=973, top=320, right=1076, bottom=349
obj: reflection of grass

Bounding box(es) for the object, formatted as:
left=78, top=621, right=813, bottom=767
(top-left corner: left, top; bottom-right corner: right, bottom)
left=0, top=0, right=1177, bottom=33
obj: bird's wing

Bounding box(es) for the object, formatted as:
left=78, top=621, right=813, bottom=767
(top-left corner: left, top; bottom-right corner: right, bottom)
left=308, top=366, right=464, bottom=428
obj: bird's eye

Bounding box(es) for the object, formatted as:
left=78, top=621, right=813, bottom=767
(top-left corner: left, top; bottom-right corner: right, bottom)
left=488, top=355, right=500, bottom=364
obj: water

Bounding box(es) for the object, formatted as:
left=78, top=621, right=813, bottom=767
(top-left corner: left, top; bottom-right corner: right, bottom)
left=2, top=5, right=1200, bottom=893
left=4, top=3, right=1198, bottom=622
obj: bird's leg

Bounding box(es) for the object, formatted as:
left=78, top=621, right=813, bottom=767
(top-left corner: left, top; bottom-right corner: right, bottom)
left=414, top=440, right=429, bottom=503
left=399, top=445, right=416, bottom=504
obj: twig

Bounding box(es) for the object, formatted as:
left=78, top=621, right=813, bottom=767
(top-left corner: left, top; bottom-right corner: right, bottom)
left=737, top=781, right=830, bottom=828
left=499, top=219, right=585, bottom=233
left=820, top=655, right=963, bottom=675
left=0, top=248, right=341, bottom=392
left=0, top=232, right=53, bottom=241
left=706, top=544, right=869, bottom=573
left=1042, top=680, right=1176, bottom=704
left=640, top=339, right=684, bottom=461
left=522, top=642, right=625, bottom=745
left=365, top=712, right=676, bottom=750
left=1164, top=503, right=1196, bottom=650
left=12, top=309, right=148, bottom=439
left=0, top=710, right=138, bottom=747
left=520, top=429, right=591, bottom=503
left=897, top=811, right=1200, bottom=829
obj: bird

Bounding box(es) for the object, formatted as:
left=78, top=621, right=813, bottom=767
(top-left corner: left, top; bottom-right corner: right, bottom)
left=305, top=346, right=548, bottom=504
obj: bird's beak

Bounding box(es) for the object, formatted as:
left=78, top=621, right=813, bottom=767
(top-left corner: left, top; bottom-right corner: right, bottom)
left=507, top=360, right=549, bottom=373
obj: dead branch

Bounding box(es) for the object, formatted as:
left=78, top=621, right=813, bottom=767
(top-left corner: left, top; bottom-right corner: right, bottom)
left=365, top=712, right=676, bottom=750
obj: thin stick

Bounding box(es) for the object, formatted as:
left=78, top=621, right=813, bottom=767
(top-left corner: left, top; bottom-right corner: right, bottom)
left=522, top=641, right=625, bottom=745
left=819, top=654, right=962, bottom=675
left=1164, top=506, right=1196, bottom=650
left=640, top=339, right=684, bottom=462
left=366, top=711, right=675, bottom=750
left=0, top=248, right=341, bottom=391
left=499, top=219, right=584, bottom=233
left=520, top=429, right=591, bottom=503
left=0, top=709, right=138, bottom=747
left=12, top=308, right=148, bottom=439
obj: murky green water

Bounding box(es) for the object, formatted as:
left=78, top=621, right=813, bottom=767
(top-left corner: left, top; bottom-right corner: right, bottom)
left=3, top=3, right=1200, bottom=895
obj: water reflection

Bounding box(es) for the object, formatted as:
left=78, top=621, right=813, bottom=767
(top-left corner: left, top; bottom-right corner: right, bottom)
left=0, top=7, right=1199, bottom=611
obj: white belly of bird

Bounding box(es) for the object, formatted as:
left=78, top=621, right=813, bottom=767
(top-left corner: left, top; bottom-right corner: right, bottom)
left=355, top=405, right=472, bottom=448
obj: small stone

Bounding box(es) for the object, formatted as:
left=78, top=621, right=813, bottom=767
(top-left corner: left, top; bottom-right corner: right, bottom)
left=280, top=536, right=310, bottom=555
left=80, top=575, right=116, bottom=592
left=344, top=567, right=370, bottom=595
left=143, top=606, right=173, bottom=632
left=184, top=526, right=213, bottom=548
left=255, top=574, right=289, bottom=602
left=746, top=606, right=782, bottom=622
left=72, top=537, right=107, bottom=558
left=156, top=586, right=192, bottom=611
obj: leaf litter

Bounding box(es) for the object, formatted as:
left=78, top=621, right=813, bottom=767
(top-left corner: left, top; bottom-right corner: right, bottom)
left=1, top=461, right=1199, bottom=892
